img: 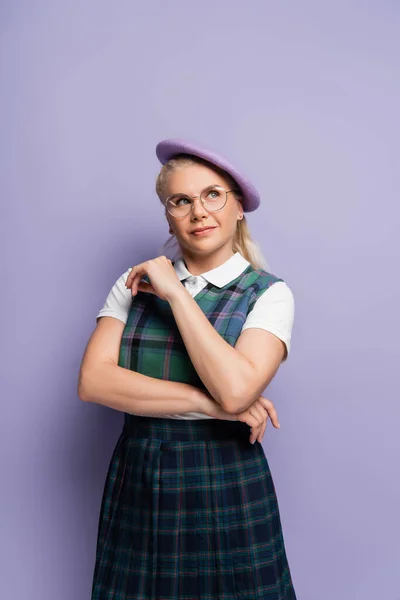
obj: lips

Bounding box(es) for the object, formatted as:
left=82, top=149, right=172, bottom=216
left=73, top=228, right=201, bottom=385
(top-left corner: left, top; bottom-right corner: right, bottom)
left=191, top=226, right=216, bottom=234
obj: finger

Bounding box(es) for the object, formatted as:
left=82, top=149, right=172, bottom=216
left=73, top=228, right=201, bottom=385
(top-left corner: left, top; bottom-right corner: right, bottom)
left=124, top=268, right=133, bottom=288
left=125, top=269, right=138, bottom=289
left=258, top=395, right=274, bottom=411
left=259, top=397, right=280, bottom=428
left=248, top=404, right=265, bottom=425
left=126, top=262, right=148, bottom=288
left=247, top=405, right=267, bottom=427
left=236, top=411, right=260, bottom=429
left=249, top=424, right=262, bottom=444
left=252, top=401, right=269, bottom=425
left=130, top=273, right=143, bottom=296
left=250, top=405, right=268, bottom=443
left=257, top=419, right=268, bottom=443
left=248, top=403, right=268, bottom=444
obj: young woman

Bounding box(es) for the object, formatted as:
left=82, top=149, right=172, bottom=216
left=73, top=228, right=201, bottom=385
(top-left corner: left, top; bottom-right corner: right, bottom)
left=78, top=138, right=297, bottom=599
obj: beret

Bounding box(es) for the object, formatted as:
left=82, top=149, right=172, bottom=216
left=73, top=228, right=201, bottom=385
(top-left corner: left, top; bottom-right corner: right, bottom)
left=155, top=138, right=260, bottom=212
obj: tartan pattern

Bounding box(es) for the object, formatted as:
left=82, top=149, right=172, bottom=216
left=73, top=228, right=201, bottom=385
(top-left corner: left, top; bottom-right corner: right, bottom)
left=91, top=262, right=297, bottom=598
left=118, top=263, right=284, bottom=391
left=91, top=417, right=297, bottom=599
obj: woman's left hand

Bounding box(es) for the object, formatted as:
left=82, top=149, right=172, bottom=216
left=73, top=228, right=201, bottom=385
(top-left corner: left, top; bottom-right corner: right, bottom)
left=125, top=255, right=184, bottom=302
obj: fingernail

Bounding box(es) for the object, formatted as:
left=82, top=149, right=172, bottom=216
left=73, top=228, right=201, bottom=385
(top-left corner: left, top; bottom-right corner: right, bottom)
left=251, top=440, right=255, bottom=444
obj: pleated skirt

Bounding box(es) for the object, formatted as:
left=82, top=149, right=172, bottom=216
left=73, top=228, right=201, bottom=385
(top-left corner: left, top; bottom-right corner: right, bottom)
left=91, top=414, right=297, bottom=600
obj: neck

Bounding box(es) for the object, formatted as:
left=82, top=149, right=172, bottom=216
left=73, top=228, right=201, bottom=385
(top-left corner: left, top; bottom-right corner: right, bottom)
left=181, top=245, right=236, bottom=275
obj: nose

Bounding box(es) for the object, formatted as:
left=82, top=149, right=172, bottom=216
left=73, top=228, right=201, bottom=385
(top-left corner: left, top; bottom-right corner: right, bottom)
left=190, top=196, right=209, bottom=219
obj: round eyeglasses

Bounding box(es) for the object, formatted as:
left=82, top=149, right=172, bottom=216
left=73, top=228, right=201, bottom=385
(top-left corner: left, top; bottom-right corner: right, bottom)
left=164, top=185, right=240, bottom=218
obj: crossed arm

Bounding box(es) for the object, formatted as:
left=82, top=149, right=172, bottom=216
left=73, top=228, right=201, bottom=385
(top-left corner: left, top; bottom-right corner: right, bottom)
left=168, top=285, right=286, bottom=413
left=78, top=316, right=203, bottom=416
left=78, top=286, right=286, bottom=416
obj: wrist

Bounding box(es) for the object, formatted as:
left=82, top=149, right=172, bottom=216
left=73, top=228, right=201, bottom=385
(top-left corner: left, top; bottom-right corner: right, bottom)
left=166, top=284, right=190, bottom=306
left=190, top=387, right=208, bottom=413
left=191, top=388, right=235, bottom=420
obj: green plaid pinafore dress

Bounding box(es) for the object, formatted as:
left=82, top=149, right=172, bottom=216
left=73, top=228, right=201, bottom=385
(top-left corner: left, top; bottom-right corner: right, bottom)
left=91, top=263, right=297, bottom=599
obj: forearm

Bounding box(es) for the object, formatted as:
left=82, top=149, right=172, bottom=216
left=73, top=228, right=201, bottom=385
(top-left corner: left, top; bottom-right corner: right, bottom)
left=78, top=362, right=203, bottom=416
left=168, top=287, right=255, bottom=411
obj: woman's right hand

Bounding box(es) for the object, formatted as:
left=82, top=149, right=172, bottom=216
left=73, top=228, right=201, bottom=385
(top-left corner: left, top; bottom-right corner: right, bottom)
left=196, top=391, right=280, bottom=444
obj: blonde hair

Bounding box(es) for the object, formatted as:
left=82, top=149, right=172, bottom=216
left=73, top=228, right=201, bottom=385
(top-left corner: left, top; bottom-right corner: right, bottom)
left=155, top=154, right=270, bottom=271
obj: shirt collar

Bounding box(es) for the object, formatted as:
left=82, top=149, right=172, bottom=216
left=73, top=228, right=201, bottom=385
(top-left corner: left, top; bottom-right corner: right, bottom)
left=174, top=251, right=250, bottom=288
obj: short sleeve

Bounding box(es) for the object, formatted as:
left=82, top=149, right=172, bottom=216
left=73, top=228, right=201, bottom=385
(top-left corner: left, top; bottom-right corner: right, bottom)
left=241, top=281, right=295, bottom=361
left=96, top=268, right=133, bottom=324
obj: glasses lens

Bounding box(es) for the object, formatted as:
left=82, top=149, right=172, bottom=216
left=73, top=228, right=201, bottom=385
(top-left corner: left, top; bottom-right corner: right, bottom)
left=200, top=186, right=227, bottom=212
left=166, top=194, right=192, bottom=217
left=165, top=186, right=228, bottom=217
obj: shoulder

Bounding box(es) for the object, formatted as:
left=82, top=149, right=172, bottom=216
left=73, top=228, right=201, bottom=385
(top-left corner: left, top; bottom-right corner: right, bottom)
left=233, top=265, right=281, bottom=299
left=257, top=279, right=294, bottom=303
left=239, top=264, right=288, bottom=299
left=108, top=267, right=134, bottom=296
left=95, top=268, right=133, bottom=325
left=248, top=279, right=295, bottom=318
left=241, top=279, right=295, bottom=360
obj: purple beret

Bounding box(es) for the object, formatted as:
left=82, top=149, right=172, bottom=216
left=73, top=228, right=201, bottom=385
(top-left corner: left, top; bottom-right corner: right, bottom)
left=155, top=138, right=260, bottom=212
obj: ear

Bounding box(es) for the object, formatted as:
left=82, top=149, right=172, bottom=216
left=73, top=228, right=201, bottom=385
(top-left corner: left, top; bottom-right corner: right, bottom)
left=166, top=214, right=174, bottom=235
left=236, top=198, right=244, bottom=221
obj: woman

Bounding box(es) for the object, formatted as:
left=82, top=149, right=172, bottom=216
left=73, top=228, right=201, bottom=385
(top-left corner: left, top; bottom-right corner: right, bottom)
left=78, top=138, right=297, bottom=599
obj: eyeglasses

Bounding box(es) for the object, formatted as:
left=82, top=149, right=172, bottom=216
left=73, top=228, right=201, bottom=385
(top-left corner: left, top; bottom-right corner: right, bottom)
left=164, top=185, right=240, bottom=218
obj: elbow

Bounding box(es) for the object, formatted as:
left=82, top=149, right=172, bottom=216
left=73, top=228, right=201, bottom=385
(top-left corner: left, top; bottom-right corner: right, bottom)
left=77, top=370, right=93, bottom=402
left=78, top=386, right=90, bottom=402
left=220, top=402, right=242, bottom=415
left=77, top=384, right=90, bottom=402
left=77, top=360, right=115, bottom=403
left=219, top=384, right=254, bottom=415
left=222, top=399, right=252, bottom=415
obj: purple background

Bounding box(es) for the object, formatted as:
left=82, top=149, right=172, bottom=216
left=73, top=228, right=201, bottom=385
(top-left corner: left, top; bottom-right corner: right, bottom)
left=2, top=1, right=399, bottom=598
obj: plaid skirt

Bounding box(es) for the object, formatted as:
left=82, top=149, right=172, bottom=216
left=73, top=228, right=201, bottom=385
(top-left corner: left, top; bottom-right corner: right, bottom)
left=91, top=415, right=297, bottom=600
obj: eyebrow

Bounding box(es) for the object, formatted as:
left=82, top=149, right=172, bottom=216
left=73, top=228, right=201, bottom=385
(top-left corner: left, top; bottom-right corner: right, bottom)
left=167, top=184, right=223, bottom=197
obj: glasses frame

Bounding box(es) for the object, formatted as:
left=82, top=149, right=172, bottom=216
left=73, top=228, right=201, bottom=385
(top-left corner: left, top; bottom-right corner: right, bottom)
left=163, top=185, right=241, bottom=219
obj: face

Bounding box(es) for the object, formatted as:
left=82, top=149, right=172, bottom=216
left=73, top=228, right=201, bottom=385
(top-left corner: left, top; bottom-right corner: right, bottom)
left=162, top=164, right=244, bottom=257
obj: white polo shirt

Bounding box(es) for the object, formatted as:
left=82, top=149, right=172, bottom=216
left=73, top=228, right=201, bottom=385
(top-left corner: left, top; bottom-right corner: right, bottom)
left=96, top=252, right=295, bottom=419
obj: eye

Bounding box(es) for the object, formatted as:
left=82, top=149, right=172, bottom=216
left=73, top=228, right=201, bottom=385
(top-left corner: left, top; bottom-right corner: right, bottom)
left=177, top=197, right=191, bottom=206
left=206, top=188, right=222, bottom=199
left=172, top=195, right=191, bottom=206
